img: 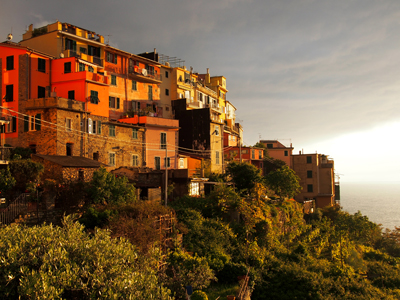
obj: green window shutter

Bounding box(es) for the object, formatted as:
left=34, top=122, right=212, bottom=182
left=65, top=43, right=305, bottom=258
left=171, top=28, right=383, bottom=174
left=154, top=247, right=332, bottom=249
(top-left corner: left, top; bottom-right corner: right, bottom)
left=109, top=96, right=112, bottom=107
left=114, top=54, right=118, bottom=64
left=98, top=121, right=102, bottom=134
left=116, top=98, right=120, bottom=109
left=73, top=40, right=77, bottom=51
left=24, top=116, right=29, bottom=132
left=35, top=114, right=41, bottom=131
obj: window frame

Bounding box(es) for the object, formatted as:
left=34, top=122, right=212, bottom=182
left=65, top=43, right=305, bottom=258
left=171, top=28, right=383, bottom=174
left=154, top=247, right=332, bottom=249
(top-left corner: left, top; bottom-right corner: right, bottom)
left=68, top=90, right=75, bottom=100
left=132, top=80, right=137, bottom=91
left=111, top=75, right=117, bottom=86
left=154, top=156, right=161, bottom=170
left=307, top=184, right=314, bottom=193
left=109, top=125, right=116, bottom=137
left=38, top=58, right=46, bottom=73
left=6, top=56, right=14, bottom=70
left=132, top=128, right=138, bottom=139
left=160, top=132, right=167, bottom=149
left=307, top=170, right=313, bottom=178
left=109, top=152, right=116, bottom=166
left=216, top=151, right=220, bottom=165
left=65, top=118, right=72, bottom=132
left=5, top=84, right=13, bottom=102
left=90, top=90, right=99, bottom=104
left=132, top=155, right=139, bottom=167
left=64, top=62, right=72, bottom=74
left=306, top=156, right=312, bottom=164
left=38, top=86, right=46, bottom=98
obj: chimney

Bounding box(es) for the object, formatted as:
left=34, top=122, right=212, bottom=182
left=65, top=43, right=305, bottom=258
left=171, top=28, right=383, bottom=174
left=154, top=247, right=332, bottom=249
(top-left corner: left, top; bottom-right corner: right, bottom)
left=29, top=24, right=33, bottom=32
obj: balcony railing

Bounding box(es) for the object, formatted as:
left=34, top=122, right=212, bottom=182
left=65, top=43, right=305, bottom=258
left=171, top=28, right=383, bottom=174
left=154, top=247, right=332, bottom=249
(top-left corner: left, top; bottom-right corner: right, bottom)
left=128, top=66, right=162, bottom=81
left=186, top=100, right=202, bottom=109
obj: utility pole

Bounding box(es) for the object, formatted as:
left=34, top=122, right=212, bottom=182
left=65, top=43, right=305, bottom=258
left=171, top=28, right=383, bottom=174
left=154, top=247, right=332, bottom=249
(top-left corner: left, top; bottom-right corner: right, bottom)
left=165, top=144, right=168, bottom=206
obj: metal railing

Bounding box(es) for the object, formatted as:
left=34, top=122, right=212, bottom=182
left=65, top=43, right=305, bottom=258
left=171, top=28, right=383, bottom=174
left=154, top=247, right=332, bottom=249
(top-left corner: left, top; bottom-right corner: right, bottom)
left=0, top=193, right=29, bottom=225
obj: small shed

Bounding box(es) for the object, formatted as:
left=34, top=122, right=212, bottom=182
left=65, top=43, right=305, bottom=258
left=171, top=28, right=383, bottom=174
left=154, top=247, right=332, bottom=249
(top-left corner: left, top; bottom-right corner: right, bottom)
left=32, top=154, right=105, bottom=183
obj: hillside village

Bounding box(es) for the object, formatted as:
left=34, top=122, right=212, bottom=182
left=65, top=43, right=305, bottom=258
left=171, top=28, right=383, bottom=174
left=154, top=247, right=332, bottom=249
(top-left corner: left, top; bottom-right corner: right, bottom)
left=0, top=21, right=339, bottom=213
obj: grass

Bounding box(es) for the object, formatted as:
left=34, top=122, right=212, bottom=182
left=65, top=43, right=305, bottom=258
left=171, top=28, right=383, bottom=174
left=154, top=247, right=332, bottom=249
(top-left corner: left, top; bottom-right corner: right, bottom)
left=203, top=283, right=239, bottom=300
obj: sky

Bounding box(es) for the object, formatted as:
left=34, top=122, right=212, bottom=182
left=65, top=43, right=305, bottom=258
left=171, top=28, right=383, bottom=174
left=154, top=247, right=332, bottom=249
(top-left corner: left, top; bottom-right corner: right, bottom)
left=1, top=0, right=400, bottom=182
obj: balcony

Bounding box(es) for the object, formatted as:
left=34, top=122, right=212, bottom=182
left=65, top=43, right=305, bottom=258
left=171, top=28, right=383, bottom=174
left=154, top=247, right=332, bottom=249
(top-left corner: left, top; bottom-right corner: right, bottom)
left=62, top=50, right=104, bottom=67
left=128, top=66, right=162, bottom=83
left=86, top=72, right=109, bottom=85
left=186, top=100, right=203, bottom=109
left=206, top=103, right=222, bottom=114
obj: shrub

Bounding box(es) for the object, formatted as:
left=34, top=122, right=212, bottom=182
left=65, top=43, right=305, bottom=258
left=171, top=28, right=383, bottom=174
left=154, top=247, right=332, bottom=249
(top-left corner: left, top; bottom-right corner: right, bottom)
left=191, top=290, right=208, bottom=300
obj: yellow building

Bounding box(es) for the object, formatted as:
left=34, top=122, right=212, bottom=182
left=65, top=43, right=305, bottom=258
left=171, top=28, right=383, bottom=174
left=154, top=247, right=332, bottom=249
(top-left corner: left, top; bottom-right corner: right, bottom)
left=20, top=22, right=105, bottom=68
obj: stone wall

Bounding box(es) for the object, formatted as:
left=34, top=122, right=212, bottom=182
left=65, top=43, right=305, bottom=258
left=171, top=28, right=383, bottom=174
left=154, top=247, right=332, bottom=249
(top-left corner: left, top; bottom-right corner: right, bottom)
left=9, top=98, right=145, bottom=170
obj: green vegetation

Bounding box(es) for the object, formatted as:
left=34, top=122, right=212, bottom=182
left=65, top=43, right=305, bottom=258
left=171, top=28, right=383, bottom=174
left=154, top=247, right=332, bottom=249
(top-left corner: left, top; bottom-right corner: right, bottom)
left=3, top=164, right=400, bottom=299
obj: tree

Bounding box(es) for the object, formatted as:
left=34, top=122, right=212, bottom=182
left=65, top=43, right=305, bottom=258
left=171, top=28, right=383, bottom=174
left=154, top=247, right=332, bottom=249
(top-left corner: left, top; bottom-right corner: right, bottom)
left=0, top=216, right=172, bottom=299
left=8, top=159, right=44, bottom=191
left=265, top=165, right=301, bottom=199
left=0, top=167, right=16, bottom=194
left=226, top=161, right=264, bottom=195
left=86, top=167, right=136, bottom=204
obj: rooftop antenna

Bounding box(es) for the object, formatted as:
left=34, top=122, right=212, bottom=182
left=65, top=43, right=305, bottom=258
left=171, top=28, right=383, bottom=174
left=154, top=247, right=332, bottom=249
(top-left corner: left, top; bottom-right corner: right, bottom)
left=106, top=35, right=111, bottom=45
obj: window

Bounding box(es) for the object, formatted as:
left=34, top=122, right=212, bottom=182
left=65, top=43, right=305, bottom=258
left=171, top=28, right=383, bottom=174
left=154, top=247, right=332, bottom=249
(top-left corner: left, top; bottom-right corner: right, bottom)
left=38, top=86, right=46, bottom=98
left=6, top=56, right=14, bottom=70
left=93, top=152, right=99, bottom=161
left=106, top=52, right=118, bottom=64
left=6, top=116, right=17, bottom=133
left=88, top=66, right=94, bottom=73
left=145, top=64, right=154, bottom=75
left=267, top=143, right=273, bottom=149
left=307, top=156, right=312, bottom=164
left=165, top=71, right=169, bottom=78
left=79, top=63, right=85, bottom=72
left=111, top=75, right=117, bottom=86
left=64, top=62, right=71, bottom=73
left=78, top=170, right=84, bottom=181
left=65, top=118, right=72, bottom=131
left=155, top=157, right=161, bottom=170
left=88, top=45, right=100, bottom=57
left=164, top=157, right=171, bottom=168
left=307, top=170, right=313, bottom=178
left=259, top=151, right=262, bottom=159
left=92, top=120, right=97, bottom=134
left=65, top=38, right=76, bottom=51
left=132, top=155, right=139, bottom=167
left=66, top=143, right=73, bottom=156
left=165, top=89, right=169, bottom=96
left=68, top=90, right=75, bottom=100
left=189, top=182, right=200, bottom=196
left=5, top=85, right=13, bottom=102
left=216, top=151, right=220, bottom=165
left=24, top=114, right=41, bottom=132
left=109, top=153, right=116, bottom=166
left=109, top=97, right=120, bottom=109
left=109, top=125, right=116, bottom=137
left=307, top=184, right=313, bottom=193
left=38, top=58, right=46, bottom=73
left=132, top=128, right=138, bottom=139
left=90, top=90, right=99, bottom=104
left=179, top=158, right=184, bottom=168
left=252, top=149, right=255, bottom=159
left=97, top=120, right=102, bottom=134
left=284, top=150, right=288, bottom=156
left=148, top=85, right=153, bottom=100
left=80, top=47, right=87, bottom=54
left=214, top=125, right=220, bottom=136
left=160, top=132, right=167, bottom=149
left=132, top=80, right=137, bottom=91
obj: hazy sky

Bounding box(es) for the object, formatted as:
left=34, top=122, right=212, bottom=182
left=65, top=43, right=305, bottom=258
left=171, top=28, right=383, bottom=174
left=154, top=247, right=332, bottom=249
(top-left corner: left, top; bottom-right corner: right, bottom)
left=1, top=0, right=400, bottom=182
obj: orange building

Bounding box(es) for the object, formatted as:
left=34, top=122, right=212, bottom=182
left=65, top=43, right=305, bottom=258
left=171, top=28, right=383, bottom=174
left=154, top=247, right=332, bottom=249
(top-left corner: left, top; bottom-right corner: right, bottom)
left=0, top=41, right=53, bottom=142
left=292, top=153, right=337, bottom=208
left=259, top=140, right=293, bottom=168
left=224, top=146, right=264, bottom=173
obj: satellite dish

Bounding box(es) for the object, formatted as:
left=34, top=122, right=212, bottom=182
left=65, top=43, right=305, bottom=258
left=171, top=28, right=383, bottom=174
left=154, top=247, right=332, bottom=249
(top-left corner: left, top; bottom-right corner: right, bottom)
left=7, top=33, right=12, bottom=41
left=141, top=69, right=148, bottom=76
left=59, top=53, right=64, bottom=58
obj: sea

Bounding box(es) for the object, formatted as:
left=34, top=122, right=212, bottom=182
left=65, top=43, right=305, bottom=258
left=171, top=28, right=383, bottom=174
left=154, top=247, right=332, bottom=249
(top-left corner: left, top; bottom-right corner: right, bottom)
left=340, top=182, right=400, bottom=231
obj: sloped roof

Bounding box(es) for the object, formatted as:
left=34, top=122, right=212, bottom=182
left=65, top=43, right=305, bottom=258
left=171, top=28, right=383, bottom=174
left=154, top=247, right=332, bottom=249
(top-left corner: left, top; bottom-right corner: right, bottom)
left=33, top=154, right=105, bottom=168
